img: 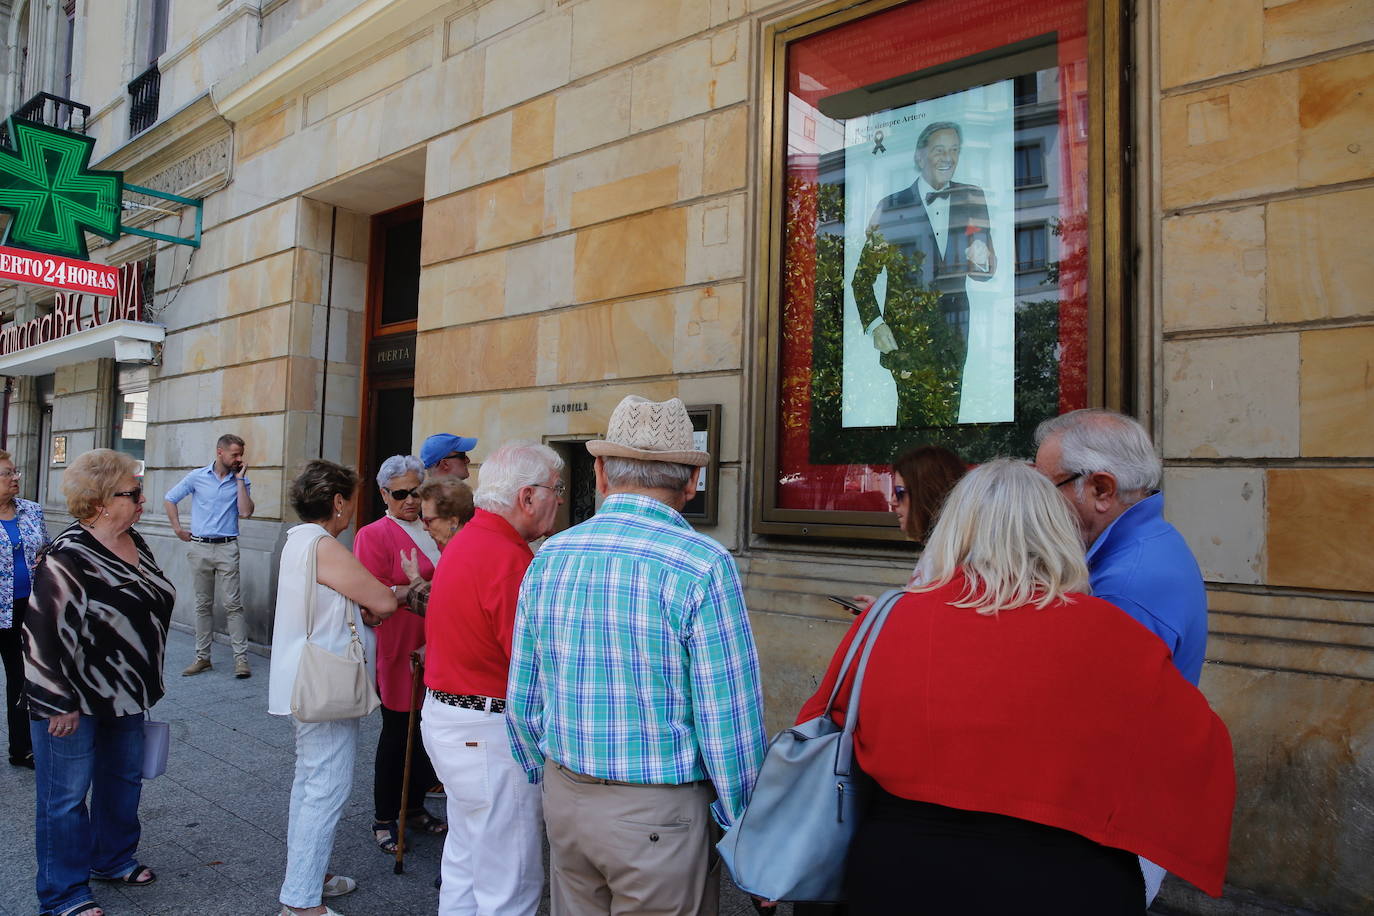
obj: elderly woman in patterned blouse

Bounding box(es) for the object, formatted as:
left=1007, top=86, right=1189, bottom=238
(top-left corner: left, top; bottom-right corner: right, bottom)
left=24, top=449, right=175, bottom=916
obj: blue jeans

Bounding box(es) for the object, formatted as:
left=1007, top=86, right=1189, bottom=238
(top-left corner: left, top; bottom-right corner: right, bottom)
left=30, top=712, right=145, bottom=915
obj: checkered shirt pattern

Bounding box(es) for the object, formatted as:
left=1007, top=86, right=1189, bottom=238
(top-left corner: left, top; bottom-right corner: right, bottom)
left=505, top=493, right=767, bottom=827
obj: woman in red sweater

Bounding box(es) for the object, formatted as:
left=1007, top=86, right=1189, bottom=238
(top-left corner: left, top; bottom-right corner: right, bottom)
left=799, top=459, right=1233, bottom=914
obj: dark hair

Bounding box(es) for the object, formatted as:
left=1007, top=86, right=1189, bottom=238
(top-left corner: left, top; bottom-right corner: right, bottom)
left=217, top=433, right=245, bottom=450
left=915, top=120, right=963, bottom=151
left=416, top=477, right=475, bottom=525
left=892, top=445, right=967, bottom=542
left=290, top=459, right=359, bottom=522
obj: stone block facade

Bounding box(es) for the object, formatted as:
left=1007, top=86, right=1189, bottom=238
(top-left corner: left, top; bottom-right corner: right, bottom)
left=0, top=0, right=1369, bottom=911
left=1154, top=0, right=1374, bottom=910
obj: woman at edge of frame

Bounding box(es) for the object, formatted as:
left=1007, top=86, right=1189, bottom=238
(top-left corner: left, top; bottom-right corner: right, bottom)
left=0, top=447, right=47, bottom=769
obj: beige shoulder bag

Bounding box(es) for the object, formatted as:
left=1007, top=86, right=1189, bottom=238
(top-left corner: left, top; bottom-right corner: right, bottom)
left=290, top=533, right=381, bottom=722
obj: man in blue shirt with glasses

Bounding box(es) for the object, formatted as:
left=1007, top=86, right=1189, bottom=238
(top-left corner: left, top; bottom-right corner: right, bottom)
left=1033, top=408, right=1208, bottom=907
left=164, top=433, right=255, bottom=679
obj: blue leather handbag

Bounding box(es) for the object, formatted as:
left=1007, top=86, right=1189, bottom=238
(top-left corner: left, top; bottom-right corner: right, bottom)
left=716, top=589, right=903, bottom=903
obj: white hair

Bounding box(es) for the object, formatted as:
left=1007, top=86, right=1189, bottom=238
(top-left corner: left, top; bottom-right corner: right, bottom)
left=913, top=458, right=1090, bottom=614
left=1034, top=408, right=1161, bottom=505
left=601, top=456, right=694, bottom=492
left=473, top=441, right=564, bottom=512
left=377, top=454, right=425, bottom=489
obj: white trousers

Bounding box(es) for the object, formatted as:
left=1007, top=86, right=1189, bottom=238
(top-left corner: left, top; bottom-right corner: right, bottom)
left=280, top=717, right=359, bottom=908
left=421, top=695, right=544, bottom=916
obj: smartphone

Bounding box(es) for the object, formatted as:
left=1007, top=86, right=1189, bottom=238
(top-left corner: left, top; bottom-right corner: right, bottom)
left=826, top=595, right=863, bottom=614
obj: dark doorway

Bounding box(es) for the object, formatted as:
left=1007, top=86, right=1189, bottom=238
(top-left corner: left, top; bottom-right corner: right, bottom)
left=359, top=201, right=422, bottom=524
left=548, top=439, right=599, bottom=533
left=362, top=380, right=414, bottom=524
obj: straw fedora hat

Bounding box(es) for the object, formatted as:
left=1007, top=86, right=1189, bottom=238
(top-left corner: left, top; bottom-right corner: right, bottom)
left=585, top=396, right=709, bottom=467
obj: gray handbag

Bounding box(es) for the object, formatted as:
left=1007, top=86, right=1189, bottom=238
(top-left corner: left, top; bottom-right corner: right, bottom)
left=716, top=589, right=903, bottom=903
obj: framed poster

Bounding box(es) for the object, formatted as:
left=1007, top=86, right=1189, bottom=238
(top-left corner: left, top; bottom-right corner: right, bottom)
left=682, top=404, right=721, bottom=526
left=756, top=0, right=1128, bottom=539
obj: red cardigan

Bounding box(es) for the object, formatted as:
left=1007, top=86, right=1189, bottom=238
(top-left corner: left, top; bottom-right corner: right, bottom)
left=798, top=575, right=1234, bottom=896
left=353, top=516, right=436, bottom=711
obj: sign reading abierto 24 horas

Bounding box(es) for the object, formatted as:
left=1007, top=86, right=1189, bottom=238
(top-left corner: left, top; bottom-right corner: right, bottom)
left=0, top=117, right=123, bottom=294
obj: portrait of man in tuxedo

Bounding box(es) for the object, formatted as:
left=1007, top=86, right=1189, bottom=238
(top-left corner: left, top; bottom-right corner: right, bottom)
left=851, top=119, right=997, bottom=427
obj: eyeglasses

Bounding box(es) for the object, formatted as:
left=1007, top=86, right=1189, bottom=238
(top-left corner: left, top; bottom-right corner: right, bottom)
left=0, top=469, right=21, bottom=480
left=1053, top=472, right=1083, bottom=490
left=443, top=453, right=470, bottom=463
left=384, top=487, right=420, bottom=501
left=891, top=485, right=909, bottom=502
left=530, top=482, right=566, bottom=497
left=112, top=486, right=144, bottom=501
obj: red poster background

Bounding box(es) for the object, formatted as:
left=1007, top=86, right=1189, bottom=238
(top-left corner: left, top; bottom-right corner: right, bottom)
left=777, top=0, right=1090, bottom=513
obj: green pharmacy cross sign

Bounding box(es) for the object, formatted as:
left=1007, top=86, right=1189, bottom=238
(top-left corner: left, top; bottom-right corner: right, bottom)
left=0, top=118, right=122, bottom=260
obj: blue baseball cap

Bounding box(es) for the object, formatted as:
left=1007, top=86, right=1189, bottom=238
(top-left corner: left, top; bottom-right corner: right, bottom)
left=421, top=433, right=478, bottom=468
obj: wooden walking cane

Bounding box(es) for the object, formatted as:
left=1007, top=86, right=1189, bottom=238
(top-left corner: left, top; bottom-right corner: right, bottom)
left=395, top=650, right=424, bottom=874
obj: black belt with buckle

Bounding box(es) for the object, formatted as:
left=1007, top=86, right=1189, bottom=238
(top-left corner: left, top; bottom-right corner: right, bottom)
left=191, top=535, right=236, bottom=544
left=429, top=688, right=505, bottom=714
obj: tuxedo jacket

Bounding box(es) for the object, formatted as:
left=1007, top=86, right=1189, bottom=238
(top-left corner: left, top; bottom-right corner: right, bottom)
left=852, top=179, right=997, bottom=332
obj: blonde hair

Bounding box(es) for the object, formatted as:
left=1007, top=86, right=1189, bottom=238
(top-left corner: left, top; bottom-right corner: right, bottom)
left=64, top=449, right=141, bottom=521
left=913, top=458, right=1090, bottom=614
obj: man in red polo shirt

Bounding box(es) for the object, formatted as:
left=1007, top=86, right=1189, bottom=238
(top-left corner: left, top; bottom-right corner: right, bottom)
left=421, top=441, right=564, bottom=916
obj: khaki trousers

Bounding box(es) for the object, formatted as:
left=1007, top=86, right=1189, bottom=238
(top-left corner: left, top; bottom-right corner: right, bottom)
left=188, top=539, right=246, bottom=660
left=543, top=763, right=720, bottom=916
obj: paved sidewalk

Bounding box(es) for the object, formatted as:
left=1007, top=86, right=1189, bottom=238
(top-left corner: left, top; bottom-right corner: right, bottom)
left=0, top=627, right=776, bottom=916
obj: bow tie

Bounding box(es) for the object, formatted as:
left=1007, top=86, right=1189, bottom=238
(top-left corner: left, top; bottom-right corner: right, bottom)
left=925, top=188, right=954, bottom=205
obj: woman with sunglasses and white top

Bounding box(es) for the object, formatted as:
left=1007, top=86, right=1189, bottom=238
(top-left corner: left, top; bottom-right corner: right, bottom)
left=352, top=454, right=446, bottom=855
left=24, top=449, right=174, bottom=916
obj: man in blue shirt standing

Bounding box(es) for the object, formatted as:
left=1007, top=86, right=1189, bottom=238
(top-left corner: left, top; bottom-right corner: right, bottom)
left=164, top=434, right=255, bottom=678
left=507, top=395, right=767, bottom=915
left=1033, top=408, right=1208, bottom=905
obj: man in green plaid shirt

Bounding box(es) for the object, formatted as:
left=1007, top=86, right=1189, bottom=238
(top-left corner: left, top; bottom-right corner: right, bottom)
left=506, top=396, right=767, bottom=915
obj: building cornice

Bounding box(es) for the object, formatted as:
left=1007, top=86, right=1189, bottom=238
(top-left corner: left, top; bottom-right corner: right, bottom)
left=92, top=93, right=232, bottom=188
left=211, top=0, right=458, bottom=124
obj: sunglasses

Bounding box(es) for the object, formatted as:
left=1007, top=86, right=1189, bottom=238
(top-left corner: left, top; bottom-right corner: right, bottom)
left=112, top=486, right=144, bottom=502
left=384, top=487, right=420, bottom=501
left=443, top=452, right=470, bottom=463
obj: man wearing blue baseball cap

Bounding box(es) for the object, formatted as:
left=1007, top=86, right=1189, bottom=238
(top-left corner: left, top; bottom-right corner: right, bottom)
left=421, top=433, right=477, bottom=480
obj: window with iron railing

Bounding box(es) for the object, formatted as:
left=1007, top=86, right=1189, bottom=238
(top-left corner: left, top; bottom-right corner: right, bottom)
left=129, top=0, right=169, bottom=137
left=1014, top=142, right=1045, bottom=188
left=128, top=65, right=160, bottom=136
left=1015, top=223, right=1049, bottom=272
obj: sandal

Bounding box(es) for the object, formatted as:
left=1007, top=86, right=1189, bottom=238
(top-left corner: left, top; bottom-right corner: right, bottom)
left=92, top=863, right=156, bottom=886
left=372, top=820, right=403, bottom=854
left=56, top=905, right=102, bottom=916
left=407, top=810, right=448, bottom=835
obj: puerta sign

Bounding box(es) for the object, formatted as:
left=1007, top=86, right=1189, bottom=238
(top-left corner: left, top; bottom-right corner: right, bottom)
left=0, top=260, right=144, bottom=357
left=0, top=118, right=122, bottom=261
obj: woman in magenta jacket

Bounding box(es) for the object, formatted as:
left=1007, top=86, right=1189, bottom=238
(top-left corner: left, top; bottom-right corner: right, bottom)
left=353, top=454, right=446, bottom=853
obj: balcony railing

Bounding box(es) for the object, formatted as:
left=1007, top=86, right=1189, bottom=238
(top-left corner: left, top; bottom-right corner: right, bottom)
left=128, top=64, right=161, bottom=136
left=0, top=92, right=91, bottom=147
